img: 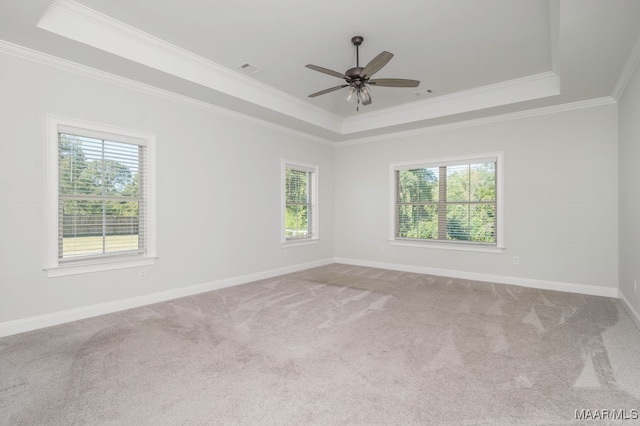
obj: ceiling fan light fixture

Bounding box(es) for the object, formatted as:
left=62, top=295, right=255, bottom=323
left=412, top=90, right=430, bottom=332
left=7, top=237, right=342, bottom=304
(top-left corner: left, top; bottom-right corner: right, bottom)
left=345, top=86, right=357, bottom=103
left=358, top=85, right=371, bottom=104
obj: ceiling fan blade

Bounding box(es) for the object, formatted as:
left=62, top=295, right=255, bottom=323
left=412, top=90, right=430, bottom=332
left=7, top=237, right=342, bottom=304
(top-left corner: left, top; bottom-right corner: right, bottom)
left=368, top=78, right=420, bottom=88
left=305, top=64, right=347, bottom=80
left=308, top=84, right=349, bottom=98
left=361, top=51, right=394, bottom=79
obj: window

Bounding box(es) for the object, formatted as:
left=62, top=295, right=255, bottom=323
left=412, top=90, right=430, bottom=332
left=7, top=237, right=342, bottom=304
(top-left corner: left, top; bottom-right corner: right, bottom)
left=46, top=115, right=156, bottom=276
left=391, top=153, right=503, bottom=252
left=282, top=161, right=318, bottom=244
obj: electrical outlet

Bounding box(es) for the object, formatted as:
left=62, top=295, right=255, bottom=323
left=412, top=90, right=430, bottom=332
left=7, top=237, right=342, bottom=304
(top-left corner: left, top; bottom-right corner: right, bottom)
left=512, top=256, right=520, bottom=265
left=139, top=269, right=147, bottom=280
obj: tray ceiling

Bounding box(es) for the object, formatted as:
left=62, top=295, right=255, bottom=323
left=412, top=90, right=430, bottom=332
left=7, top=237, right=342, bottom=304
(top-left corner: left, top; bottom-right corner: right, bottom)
left=1, top=0, right=639, bottom=142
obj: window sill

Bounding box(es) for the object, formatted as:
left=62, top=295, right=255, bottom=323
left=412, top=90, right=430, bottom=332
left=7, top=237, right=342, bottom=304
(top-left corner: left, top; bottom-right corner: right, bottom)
left=282, top=239, right=319, bottom=248
left=45, top=256, right=157, bottom=278
left=389, top=239, right=504, bottom=254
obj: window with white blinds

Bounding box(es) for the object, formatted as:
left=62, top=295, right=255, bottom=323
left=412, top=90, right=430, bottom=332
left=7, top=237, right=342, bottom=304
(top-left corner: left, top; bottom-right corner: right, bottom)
left=59, top=132, right=146, bottom=259
left=46, top=116, right=156, bottom=276
left=392, top=154, right=502, bottom=248
left=283, top=161, right=318, bottom=243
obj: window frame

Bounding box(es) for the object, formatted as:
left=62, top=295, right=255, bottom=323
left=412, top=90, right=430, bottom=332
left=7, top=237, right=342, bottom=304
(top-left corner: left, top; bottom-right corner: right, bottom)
left=281, top=160, right=319, bottom=246
left=389, top=152, right=504, bottom=253
left=45, top=115, right=157, bottom=277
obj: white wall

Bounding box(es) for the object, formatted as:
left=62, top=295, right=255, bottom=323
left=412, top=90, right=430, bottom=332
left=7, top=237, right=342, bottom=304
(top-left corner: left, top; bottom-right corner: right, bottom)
left=0, top=52, right=334, bottom=325
left=619, top=57, right=640, bottom=317
left=334, top=104, right=619, bottom=292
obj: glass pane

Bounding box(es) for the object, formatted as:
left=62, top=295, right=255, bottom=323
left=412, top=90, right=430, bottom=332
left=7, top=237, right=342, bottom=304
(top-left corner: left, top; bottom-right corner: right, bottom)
left=446, top=204, right=470, bottom=241
left=397, top=204, right=437, bottom=239
left=470, top=162, right=496, bottom=202
left=104, top=201, right=139, bottom=252
left=62, top=200, right=140, bottom=258
left=63, top=236, right=103, bottom=258
left=59, top=135, right=95, bottom=195
left=416, top=204, right=438, bottom=239
left=62, top=199, right=104, bottom=257
left=285, top=204, right=309, bottom=238
left=470, top=204, right=496, bottom=243
left=446, top=164, right=470, bottom=202
left=396, top=204, right=414, bottom=238
left=285, top=169, right=308, bottom=204
left=397, top=168, right=439, bottom=203
left=105, top=234, right=139, bottom=253
left=59, top=134, right=139, bottom=198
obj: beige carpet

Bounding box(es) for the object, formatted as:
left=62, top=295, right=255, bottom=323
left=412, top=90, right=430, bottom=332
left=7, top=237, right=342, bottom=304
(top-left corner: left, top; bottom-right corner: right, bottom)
left=1, top=264, right=639, bottom=425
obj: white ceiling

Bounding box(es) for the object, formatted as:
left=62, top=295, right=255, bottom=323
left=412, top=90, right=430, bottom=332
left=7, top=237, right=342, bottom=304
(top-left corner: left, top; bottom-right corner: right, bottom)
left=1, top=0, right=639, bottom=142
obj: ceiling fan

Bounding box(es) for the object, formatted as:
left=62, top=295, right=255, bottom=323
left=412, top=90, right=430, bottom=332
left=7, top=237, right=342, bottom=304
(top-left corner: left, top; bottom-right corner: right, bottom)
left=306, top=36, right=420, bottom=109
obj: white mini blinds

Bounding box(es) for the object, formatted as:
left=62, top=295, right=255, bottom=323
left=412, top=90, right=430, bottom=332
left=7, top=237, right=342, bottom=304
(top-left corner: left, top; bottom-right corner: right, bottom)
left=46, top=116, right=156, bottom=276
left=58, top=129, right=146, bottom=260
left=283, top=162, right=318, bottom=242
left=393, top=156, right=499, bottom=246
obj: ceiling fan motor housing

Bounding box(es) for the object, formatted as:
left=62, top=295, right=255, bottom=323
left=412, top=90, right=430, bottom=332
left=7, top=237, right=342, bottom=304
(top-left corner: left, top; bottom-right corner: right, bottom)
left=346, top=67, right=365, bottom=81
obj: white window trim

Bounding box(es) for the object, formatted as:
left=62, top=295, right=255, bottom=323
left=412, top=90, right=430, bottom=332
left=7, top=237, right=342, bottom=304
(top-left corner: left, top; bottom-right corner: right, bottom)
left=45, top=114, right=157, bottom=277
left=281, top=159, right=319, bottom=246
left=389, top=151, right=504, bottom=253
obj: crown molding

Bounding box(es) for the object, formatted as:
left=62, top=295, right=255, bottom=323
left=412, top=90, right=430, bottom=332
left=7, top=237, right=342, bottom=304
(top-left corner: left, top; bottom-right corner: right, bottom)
left=342, top=71, right=561, bottom=134
left=0, top=39, right=334, bottom=146
left=336, top=96, right=616, bottom=147
left=37, top=0, right=343, bottom=133
left=612, top=30, right=640, bottom=101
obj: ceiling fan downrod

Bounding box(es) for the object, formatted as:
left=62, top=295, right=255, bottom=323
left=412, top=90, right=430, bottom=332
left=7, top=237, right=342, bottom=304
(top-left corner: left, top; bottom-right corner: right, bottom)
left=350, top=36, right=365, bottom=111
left=352, top=36, right=363, bottom=68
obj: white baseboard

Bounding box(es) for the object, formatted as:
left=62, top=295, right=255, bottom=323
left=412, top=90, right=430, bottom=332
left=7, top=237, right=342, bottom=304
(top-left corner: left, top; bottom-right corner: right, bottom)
left=0, top=258, right=334, bottom=338
left=1, top=257, right=625, bottom=338
left=334, top=257, right=619, bottom=298
left=618, top=290, right=640, bottom=331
